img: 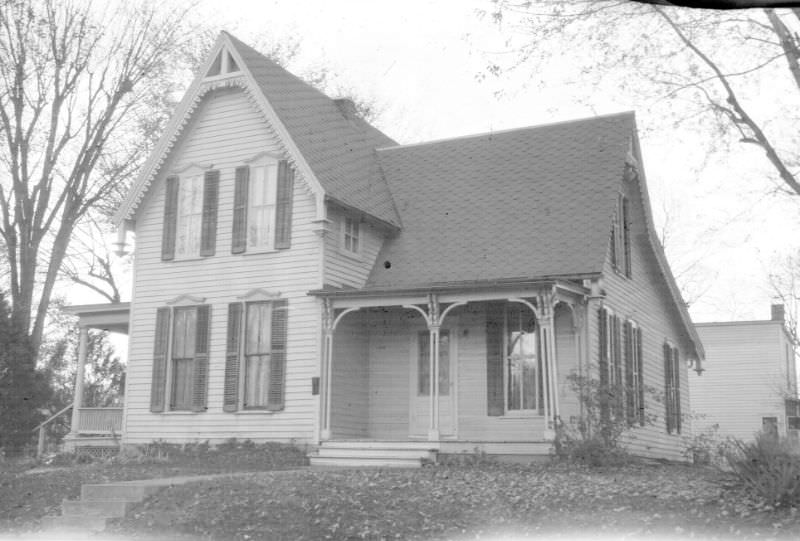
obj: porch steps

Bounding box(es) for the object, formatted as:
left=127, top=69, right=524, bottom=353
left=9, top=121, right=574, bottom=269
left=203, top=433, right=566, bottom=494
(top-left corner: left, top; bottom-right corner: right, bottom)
left=310, top=441, right=437, bottom=468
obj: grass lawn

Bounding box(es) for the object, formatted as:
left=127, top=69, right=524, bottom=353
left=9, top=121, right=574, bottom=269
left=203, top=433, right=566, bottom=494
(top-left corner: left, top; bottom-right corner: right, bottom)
left=108, top=462, right=800, bottom=541
left=0, top=441, right=307, bottom=535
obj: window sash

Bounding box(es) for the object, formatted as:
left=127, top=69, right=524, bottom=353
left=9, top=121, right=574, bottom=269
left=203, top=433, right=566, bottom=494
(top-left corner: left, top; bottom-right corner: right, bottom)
left=506, top=306, right=538, bottom=412
left=176, top=174, right=204, bottom=256
left=247, top=163, right=277, bottom=249
left=170, top=307, right=197, bottom=411
left=243, top=301, right=272, bottom=408
left=344, top=217, right=360, bottom=253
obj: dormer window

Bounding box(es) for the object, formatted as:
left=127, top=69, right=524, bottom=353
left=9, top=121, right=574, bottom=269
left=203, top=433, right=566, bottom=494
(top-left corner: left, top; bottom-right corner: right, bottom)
left=343, top=217, right=360, bottom=254
left=610, top=193, right=631, bottom=278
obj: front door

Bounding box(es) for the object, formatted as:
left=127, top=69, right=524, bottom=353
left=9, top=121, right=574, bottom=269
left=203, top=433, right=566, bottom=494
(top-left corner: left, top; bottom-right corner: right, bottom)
left=410, top=329, right=456, bottom=438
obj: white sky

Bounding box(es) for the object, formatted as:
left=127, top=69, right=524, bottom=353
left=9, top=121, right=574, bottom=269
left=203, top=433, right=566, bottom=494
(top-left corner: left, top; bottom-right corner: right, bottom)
left=82, top=0, right=799, bottom=326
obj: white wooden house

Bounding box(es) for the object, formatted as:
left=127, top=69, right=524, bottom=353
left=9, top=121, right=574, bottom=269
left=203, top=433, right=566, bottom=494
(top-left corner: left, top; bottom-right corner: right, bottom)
left=67, top=32, right=704, bottom=464
left=690, top=305, right=799, bottom=442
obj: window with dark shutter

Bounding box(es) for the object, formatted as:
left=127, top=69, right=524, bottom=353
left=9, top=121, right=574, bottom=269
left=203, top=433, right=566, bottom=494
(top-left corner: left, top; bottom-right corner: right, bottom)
left=486, top=302, right=505, bottom=416
left=664, top=342, right=677, bottom=434
left=598, top=307, right=610, bottom=424
left=224, top=303, right=243, bottom=411
left=274, top=160, right=294, bottom=249
left=636, top=327, right=645, bottom=426
left=150, top=307, right=170, bottom=412
left=673, top=347, right=682, bottom=434
left=624, top=321, right=635, bottom=423
left=231, top=166, right=249, bottom=254
left=621, top=196, right=632, bottom=277
left=200, top=170, right=219, bottom=256
left=161, top=176, right=179, bottom=261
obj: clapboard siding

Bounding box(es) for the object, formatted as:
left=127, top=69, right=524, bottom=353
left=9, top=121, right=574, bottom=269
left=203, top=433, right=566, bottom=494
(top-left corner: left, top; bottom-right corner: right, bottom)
left=330, top=312, right=369, bottom=438
left=598, top=175, right=694, bottom=460
left=123, top=87, right=322, bottom=445
left=324, top=207, right=385, bottom=288
left=690, top=321, right=794, bottom=440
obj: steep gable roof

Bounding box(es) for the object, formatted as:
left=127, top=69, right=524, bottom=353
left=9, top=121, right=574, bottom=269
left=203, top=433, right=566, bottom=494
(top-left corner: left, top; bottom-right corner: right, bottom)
left=114, top=32, right=400, bottom=228
left=366, top=113, right=635, bottom=289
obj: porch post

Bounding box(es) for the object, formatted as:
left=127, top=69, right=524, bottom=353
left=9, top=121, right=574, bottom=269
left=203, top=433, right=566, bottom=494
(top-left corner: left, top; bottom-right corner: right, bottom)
left=69, top=325, right=89, bottom=437
left=539, top=313, right=551, bottom=434
left=321, top=330, right=334, bottom=440
left=428, top=325, right=440, bottom=441
left=320, top=300, right=334, bottom=441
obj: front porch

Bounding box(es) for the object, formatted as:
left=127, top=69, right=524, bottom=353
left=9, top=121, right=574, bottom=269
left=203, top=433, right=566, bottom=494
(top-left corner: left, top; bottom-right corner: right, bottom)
left=316, top=282, right=589, bottom=461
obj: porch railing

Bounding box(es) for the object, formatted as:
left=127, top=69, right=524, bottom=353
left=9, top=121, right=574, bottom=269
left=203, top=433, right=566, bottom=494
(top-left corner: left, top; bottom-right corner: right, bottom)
left=76, top=407, right=123, bottom=434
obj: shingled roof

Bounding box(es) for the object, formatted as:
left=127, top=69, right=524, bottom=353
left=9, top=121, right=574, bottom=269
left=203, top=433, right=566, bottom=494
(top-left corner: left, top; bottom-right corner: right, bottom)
left=226, top=34, right=401, bottom=227
left=364, top=113, right=634, bottom=289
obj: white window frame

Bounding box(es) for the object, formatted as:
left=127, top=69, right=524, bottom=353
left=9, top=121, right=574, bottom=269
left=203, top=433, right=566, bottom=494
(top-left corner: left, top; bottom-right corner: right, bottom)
left=174, top=165, right=205, bottom=259
left=163, top=294, right=206, bottom=413
left=245, top=156, right=279, bottom=253
left=342, top=215, right=361, bottom=256
left=503, top=303, right=540, bottom=416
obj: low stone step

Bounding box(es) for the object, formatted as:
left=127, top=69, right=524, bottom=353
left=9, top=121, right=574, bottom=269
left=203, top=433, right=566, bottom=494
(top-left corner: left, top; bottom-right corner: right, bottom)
left=310, top=456, right=424, bottom=468
left=80, top=482, right=159, bottom=501
left=317, top=447, right=435, bottom=460
left=40, top=514, right=108, bottom=532
left=323, top=440, right=437, bottom=450
left=62, top=498, right=132, bottom=518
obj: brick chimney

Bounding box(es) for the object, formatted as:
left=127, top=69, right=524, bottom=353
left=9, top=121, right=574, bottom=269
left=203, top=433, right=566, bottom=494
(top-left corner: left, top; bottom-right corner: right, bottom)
left=771, top=303, right=785, bottom=322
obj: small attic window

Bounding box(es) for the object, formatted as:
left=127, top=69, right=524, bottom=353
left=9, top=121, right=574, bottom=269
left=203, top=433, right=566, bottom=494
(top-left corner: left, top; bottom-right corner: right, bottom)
left=205, top=48, right=240, bottom=78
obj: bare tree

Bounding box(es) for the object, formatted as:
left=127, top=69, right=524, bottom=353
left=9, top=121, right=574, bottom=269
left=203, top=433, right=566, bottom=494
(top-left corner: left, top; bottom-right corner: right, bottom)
left=485, top=1, right=800, bottom=197
left=0, top=0, right=195, bottom=350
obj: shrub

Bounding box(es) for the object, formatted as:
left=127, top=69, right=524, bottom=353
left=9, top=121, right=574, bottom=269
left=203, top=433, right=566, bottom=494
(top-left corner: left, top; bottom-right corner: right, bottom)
left=724, top=433, right=800, bottom=508
left=681, top=423, right=736, bottom=467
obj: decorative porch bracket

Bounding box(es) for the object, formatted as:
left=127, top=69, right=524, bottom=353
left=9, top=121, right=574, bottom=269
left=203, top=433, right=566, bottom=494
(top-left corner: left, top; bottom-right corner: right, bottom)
left=404, top=294, right=466, bottom=441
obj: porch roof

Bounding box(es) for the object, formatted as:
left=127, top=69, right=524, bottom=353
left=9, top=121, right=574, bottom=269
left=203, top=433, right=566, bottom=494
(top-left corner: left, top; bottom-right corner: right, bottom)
left=64, top=302, right=130, bottom=334
left=309, top=276, right=592, bottom=300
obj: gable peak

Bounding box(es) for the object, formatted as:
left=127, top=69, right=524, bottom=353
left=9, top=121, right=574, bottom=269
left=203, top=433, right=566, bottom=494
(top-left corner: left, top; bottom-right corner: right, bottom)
left=204, top=43, right=241, bottom=79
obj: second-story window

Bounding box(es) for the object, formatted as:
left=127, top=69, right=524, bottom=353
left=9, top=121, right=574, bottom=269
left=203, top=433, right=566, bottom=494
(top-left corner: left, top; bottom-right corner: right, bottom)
left=231, top=158, right=294, bottom=254
left=610, top=193, right=631, bottom=278
left=161, top=168, right=220, bottom=261
left=343, top=216, right=360, bottom=254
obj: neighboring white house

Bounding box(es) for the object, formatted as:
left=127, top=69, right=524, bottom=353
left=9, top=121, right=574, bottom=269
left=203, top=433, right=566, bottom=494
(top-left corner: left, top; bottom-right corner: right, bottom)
left=690, top=304, right=799, bottom=442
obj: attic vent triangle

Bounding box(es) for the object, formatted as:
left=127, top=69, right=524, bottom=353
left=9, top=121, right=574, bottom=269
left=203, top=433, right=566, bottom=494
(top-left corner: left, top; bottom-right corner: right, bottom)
left=205, top=47, right=241, bottom=78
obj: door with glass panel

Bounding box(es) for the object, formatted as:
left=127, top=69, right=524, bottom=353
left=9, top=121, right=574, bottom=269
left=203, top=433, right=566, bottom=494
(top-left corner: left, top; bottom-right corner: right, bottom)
left=410, top=330, right=455, bottom=437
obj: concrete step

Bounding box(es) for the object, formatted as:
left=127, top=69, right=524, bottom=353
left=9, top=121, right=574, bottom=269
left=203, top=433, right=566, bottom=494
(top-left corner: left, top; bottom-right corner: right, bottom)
left=40, top=514, right=107, bottom=532
left=80, top=482, right=160, bottom=501
left=62, top=498, right=133, bottom=518
left=317, top=447, right=435, bottom=460
left=324, top=440, right=437, bottom=450
left=310, top=456, right=424, bottom=468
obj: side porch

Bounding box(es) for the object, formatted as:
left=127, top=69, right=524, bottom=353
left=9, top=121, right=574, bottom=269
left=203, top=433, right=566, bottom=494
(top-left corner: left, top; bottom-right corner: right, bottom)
left=313, top=281, right=592, bottom=465
left=35, top=303, right=129, bottom=456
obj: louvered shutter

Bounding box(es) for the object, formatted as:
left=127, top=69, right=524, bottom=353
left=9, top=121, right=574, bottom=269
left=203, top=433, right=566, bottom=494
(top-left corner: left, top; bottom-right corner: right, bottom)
left=637, top=327, right=645, bottom=426
left=598, top=307, right=609, bottom=423
left=150, top=307, right=170, bottom=412
left=664, top=343, right=674, bottom=434
left=161, top=176, right=179, bottom=261
left=486, top=302, right=505, bottom=416
left=231, top=166, right=249, bottom=254
left=223, top=303, right=242, bottom=412
left=624, top=321, right=634, bottom=424
left=673, top=347, right=682, bottom=434
left=274, top=160, right=294, bottom=249
left=192, top=305, right=210, bottom=412
left=267, top=299, right=288, bottom=411
left=622, top=196, right=632, bottom=277
left=200, top=170, right=219, bottom=256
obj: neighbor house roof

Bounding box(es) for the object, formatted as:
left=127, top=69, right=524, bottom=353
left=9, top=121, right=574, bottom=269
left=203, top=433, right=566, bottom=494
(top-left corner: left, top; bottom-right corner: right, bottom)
left=365, top=113, right=634, bottom=289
